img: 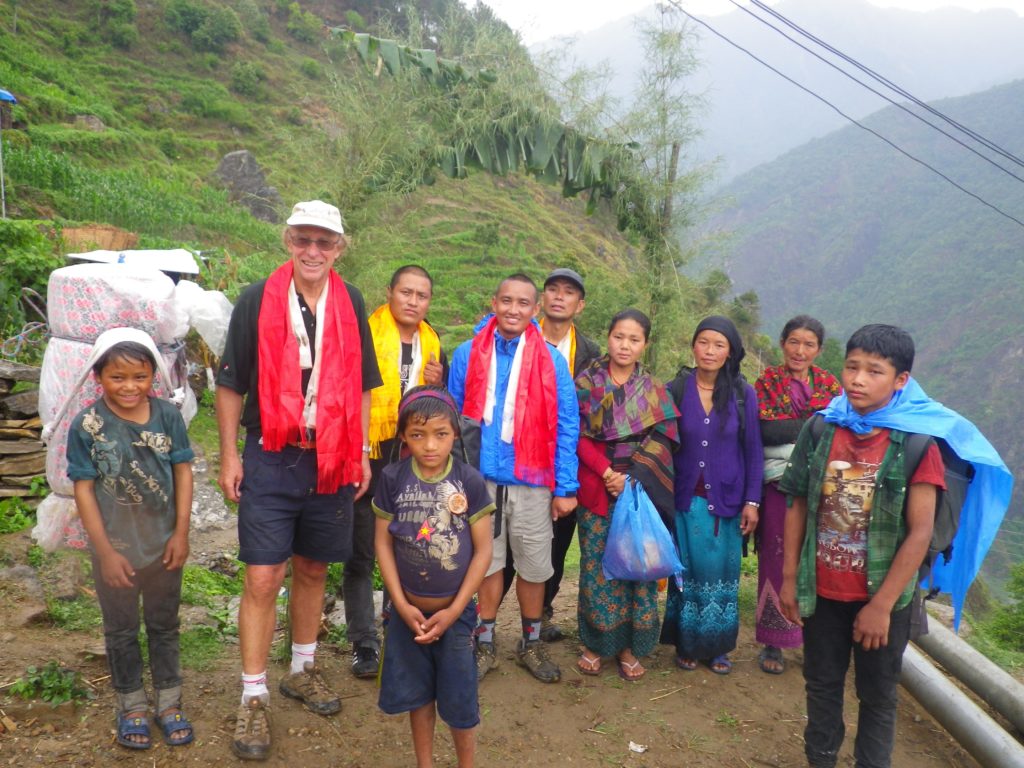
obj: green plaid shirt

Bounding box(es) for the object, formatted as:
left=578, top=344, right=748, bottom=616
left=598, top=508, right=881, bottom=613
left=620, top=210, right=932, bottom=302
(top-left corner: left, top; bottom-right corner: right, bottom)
left=779, top=419, right=917, bottom=617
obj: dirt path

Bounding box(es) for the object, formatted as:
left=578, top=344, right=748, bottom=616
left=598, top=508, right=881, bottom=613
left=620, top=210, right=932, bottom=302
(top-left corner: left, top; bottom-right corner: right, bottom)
left=0, top=452, right=982, bottom=767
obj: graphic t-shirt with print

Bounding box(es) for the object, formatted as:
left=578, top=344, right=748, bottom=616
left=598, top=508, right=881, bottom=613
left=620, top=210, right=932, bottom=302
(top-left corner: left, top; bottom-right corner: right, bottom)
left=66, top=398, right=194, bottom=568
left=373, top=456, right=494, bottom=598
left=816, top=428, right=945, bottom=602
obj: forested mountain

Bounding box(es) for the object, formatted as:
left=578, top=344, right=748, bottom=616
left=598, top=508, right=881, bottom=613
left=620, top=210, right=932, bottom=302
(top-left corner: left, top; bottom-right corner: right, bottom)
left=700, top=77, right=1024, bottom=579
left=557, top=0, right=1024, bottom=184
left=0, top=0, right=740, bottom=372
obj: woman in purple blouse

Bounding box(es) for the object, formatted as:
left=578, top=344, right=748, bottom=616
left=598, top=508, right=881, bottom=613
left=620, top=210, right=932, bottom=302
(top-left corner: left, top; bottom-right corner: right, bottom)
left=660, top=316, right=763, bottom=675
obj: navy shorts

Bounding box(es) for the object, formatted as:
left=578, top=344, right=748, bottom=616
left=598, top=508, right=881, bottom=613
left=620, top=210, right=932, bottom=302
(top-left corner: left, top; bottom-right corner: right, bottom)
left=237, top=433, right=355, bottom=565
left=379, top=600, right=479, bottom=729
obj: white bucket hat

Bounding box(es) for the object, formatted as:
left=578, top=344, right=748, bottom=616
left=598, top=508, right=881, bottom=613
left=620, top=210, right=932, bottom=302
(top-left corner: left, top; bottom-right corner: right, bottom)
left=286, top=200, right=345, bottom=234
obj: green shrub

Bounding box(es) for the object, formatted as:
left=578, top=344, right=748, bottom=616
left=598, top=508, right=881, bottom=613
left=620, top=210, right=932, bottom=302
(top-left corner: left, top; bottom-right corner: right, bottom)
left=230, top=61, right=265, bottom=98
left=165, top=0, right=206, bottom=36
left=0, top=499, right=35, bottom=534
left=192, top=6, right=242, bottom=53
left=236, top=0, right=272, bottom=43
left=108, top=21, right=138, bottom=49
left=9, top=661, right=93, bottom=706
left=0, top=219, right=61, bottom=339
left=299, top=58, right=321, bottom=79
left=286, top=2, right=320, bottom=44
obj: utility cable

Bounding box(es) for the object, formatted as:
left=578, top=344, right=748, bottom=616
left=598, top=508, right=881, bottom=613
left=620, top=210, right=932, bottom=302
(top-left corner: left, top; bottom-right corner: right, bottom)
left=663, top=0, right=1024, bottom=230
left=725, top=0, right=1024, bottom=185
left=749, top=0, right=1024, bottom=171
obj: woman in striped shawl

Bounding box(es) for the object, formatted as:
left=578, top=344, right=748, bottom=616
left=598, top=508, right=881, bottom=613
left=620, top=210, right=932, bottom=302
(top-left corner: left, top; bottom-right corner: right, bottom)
left=573, top=310, right=679, bottom=681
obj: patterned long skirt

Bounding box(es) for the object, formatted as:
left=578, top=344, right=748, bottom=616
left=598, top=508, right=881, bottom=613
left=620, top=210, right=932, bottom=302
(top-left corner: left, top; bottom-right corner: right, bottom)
left=660, top=496, right=740, bottom=660
left=755, top=482, right=803, bottom=648
left=577, top=501, right=660, bottom=658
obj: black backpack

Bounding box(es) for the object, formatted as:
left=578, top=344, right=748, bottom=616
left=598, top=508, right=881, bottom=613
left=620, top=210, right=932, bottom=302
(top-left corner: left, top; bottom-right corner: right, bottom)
left=806, top=414, right=974, bottom=599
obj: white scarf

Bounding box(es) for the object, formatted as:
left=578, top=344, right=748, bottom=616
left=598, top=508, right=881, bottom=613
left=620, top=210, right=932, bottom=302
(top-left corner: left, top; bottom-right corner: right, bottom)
left=483, top=334, right=526, bottom=444
left=406, top=329, right=424, bottom=391
left=288, top=279, right=328, bottom=430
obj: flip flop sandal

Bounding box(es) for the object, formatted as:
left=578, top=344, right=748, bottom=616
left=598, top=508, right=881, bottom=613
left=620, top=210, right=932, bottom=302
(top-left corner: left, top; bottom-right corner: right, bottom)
left=158, top=709, right=195, bottom=747
left=617, top=657, right=645, bottom=682
left=758, top=646, right=785, bottom=675
left=675, top=657, right=698, bottom=671
left=577, top=652, right=602, bottom=676
left=116, top=711, right=152, bottom=750
left=708, top=654, right=732, bottom=675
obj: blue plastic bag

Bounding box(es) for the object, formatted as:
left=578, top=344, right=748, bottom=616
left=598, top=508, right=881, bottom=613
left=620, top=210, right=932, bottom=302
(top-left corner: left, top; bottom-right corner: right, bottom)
left=602, top=480, right=684, bottom=582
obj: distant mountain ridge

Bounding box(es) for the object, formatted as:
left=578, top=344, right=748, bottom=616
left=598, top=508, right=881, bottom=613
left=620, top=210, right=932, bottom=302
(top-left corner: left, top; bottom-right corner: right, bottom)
left=699, top=77, right=1024, bottom=563
left=551, top=0, right=1024, bottom=184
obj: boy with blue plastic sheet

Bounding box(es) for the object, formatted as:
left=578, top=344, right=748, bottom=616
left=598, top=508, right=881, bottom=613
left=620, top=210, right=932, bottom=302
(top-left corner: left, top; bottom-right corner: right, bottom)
left=779, top=323, right=1012, bottom=768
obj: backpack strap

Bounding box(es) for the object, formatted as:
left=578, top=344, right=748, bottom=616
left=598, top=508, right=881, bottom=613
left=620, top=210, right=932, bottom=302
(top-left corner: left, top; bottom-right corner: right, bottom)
left=668, top=366, right=747, bottom=443
left=900, top=431, right=933, bottom=485
left=807, top=412, right=826, bottom=444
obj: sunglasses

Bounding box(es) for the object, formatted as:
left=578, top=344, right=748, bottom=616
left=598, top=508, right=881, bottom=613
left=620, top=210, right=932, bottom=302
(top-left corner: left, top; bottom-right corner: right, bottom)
left=289, top=235, right=341, bottom=251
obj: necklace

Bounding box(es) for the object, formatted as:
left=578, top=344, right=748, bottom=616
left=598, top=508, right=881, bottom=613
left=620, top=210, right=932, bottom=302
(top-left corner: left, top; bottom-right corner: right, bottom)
left=609, top=367, right=632, bottom=387
left=696, top=381, right=715, bottom=392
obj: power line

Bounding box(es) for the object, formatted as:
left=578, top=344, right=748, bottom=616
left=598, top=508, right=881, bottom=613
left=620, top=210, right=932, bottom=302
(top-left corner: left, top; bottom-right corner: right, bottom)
left=725, top=0, right=1024, bottom=185
left=662, top=0, right=1024, bottom=231
left=749, top=0, right=1024, bottom=172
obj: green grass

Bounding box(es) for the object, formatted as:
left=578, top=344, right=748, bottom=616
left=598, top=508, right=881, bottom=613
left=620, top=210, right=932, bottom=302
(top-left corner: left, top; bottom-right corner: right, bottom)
left=47, top=596, right=103, bottom=632
left=180, top=626, right=230, bottom=671
left=180, top=562, right=245, bottom=608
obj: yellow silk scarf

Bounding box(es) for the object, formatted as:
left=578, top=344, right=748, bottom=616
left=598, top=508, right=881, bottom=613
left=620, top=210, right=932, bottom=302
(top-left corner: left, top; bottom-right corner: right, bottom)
left=367, top=304, right=441, bottom=458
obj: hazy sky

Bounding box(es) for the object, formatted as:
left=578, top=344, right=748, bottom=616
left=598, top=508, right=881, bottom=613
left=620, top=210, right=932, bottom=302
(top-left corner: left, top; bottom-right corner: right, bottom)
left=474, top=0, right=1024, bottom=44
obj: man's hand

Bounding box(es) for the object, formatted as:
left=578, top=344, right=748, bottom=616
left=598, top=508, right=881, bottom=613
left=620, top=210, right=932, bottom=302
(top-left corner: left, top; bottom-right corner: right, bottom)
left=853, top=600, right=891, bottom=651
left=423, top=352, right=444, bottom=386
left=354, top=454, right=372, bottom=500
left=551, top=495, right=578, bottom=520
left=162, top=532, right=190, bottom=570
left=219, top=452, right=243, bottom=503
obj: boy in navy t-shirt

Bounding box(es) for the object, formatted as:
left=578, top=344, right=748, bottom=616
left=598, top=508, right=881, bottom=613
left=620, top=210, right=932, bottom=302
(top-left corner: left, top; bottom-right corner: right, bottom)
left=373, top=386, right=493, bottom=768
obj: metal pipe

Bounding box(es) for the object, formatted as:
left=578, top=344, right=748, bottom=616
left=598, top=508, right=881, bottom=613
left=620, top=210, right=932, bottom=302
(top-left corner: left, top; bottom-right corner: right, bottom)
left=915, top=618, right=1024, bottom=734
left=901, top=644, right=1024, bottom=768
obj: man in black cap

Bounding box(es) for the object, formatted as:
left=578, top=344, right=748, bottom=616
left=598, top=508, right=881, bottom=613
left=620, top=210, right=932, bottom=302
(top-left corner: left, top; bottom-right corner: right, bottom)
left=501, top=267, right=600, bottom=641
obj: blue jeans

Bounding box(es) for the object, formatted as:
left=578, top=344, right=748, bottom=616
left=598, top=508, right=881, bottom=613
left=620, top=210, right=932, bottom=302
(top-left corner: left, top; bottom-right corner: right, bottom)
left=802, top=597, right=911, bottom=768
left=92, top=555, right=183, bottom=714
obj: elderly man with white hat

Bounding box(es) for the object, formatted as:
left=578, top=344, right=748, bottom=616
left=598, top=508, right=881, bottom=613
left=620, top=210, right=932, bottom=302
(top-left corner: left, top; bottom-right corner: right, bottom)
left=216, top=201, right=382, bottom=760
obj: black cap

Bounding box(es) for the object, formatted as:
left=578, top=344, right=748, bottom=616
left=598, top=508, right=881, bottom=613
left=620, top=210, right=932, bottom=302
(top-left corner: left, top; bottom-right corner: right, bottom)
left=544, top=267, right=585, bottom=297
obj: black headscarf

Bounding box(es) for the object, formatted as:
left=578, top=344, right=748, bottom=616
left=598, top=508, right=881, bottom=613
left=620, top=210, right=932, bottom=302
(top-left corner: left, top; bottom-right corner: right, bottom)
left=691, top=315, right=745, bottom=413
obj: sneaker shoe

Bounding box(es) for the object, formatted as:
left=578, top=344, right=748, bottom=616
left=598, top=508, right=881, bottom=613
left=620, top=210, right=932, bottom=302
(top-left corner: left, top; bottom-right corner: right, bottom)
left=278, top=662, right=341, bottom=716
left=232, top=697, right=271, bottom=761
left=539, top=616, right=565, bottom=642
left=515, top=638, right=561, bottom=683
left=476, top=639, right=498, bottom=681
left=351, top=645, right=379, bottom=679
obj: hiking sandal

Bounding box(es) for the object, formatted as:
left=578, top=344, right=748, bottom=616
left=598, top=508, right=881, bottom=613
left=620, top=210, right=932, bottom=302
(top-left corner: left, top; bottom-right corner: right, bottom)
left=157, top=707, right=194, bottom=746
left=116, top=711, right=152, bottom=750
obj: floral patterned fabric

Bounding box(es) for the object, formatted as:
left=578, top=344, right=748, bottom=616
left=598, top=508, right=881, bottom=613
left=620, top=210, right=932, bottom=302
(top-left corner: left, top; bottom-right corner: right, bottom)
left=755, top=365, right=841, bottom=422
left=577, top=500, right=660, bottom=658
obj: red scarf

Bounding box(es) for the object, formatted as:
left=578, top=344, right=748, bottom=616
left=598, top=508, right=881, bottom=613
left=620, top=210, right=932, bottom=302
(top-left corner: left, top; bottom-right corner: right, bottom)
left=462, top=317, right=557, bottom=490
left=257, top=262, right=362, bottom=493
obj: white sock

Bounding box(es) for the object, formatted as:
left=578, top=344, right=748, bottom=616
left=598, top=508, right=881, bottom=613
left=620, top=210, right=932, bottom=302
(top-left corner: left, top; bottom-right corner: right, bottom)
left=241, top=671, right=268, bottom=704
left=291, top=642, right=317, bottom=675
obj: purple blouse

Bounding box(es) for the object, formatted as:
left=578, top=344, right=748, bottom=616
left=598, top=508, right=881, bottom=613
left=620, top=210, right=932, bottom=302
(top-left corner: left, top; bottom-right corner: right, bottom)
left=673, top=376, right=763, bottom=518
